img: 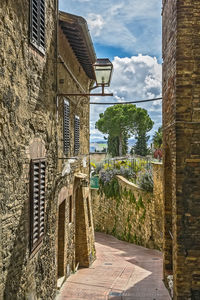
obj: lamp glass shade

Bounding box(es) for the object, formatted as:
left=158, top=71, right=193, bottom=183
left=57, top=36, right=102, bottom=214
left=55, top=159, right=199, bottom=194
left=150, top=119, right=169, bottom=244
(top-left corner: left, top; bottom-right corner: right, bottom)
left=93, top=59, right=113, bottom=87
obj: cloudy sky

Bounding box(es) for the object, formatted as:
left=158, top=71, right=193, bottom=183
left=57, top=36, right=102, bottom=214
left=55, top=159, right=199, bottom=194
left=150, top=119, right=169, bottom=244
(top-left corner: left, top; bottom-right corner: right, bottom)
left=59, top=0, right=162, bottom=143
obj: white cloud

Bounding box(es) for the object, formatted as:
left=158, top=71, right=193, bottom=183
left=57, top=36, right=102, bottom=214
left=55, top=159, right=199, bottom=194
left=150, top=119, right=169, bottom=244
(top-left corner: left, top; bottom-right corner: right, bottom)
left=87, top=14, right=105, bottom=37
left=90, top=55, right=162, bottom=142
left=59, top=0, right=162, bottom=56
left=111, top=55, right=161, bottom=100
left=87, top=11, right=137, bottom=51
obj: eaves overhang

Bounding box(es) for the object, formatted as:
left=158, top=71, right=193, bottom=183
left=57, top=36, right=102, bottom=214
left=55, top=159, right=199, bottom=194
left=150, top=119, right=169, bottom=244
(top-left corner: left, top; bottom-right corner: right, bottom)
left=59, top=11, right=97, bottom=80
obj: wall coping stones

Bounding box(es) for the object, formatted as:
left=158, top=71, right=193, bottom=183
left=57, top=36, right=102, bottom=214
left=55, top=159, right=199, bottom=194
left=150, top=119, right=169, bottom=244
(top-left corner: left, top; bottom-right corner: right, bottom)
left=151, top=161, right=163, bottom=165
left=116, top=175, right=143, bottom=191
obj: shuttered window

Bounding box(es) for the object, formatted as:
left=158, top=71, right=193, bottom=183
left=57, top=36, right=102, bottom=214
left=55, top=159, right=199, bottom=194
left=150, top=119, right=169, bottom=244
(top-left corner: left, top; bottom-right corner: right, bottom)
left=30, top=0, right=45, bottom=53
left=30, top=159, right=46, bottom=251
left=63, top=99, right=70, bottom=155
left=74, top=115, right=80, bottom=155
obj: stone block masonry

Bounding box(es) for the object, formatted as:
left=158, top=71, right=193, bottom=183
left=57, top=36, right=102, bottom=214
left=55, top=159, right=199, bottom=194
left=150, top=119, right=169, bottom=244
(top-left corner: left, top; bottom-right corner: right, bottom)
left=0, top=1, right=58, bottom=299
left=162, top=0, right=200, bottom=298
left=91, top=163, right=164, bottom=251
left=0, top=3, right=96, bottom=300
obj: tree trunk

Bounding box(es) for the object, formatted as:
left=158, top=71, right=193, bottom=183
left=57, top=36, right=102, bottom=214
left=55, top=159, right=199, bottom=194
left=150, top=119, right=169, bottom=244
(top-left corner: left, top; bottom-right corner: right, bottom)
left=119, top=134, right=123, bottom=156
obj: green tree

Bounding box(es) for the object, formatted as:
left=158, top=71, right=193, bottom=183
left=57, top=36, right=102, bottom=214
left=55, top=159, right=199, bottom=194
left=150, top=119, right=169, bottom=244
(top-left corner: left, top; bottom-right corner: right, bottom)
left=107, top=136, right=119, bottom=157
left=95, top=104, right=154, bottom=157
left=133, top=131, right=149, bottom=156
left=152, top=126, right=162, bottom=148
left=107, top=135, right=128, bottom=156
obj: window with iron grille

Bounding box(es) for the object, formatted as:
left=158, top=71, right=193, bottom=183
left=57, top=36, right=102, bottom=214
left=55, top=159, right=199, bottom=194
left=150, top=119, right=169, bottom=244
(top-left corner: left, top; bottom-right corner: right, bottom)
left=63, top=99, right=70, bottom=155
left=30, top=0, right=45, bottom=53
left=30, top=159, right=46, bottom=252
left=74, top=115, right=80, bottom=155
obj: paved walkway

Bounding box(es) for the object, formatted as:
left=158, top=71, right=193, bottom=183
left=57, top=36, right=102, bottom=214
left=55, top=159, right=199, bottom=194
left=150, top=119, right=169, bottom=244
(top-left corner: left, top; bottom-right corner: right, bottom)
left=57, top=232, right=170, bottom=300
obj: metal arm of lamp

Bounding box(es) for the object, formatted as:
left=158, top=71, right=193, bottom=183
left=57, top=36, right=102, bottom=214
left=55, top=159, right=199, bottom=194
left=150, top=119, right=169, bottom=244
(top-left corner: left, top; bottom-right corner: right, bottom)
left=57, top=58, right=113, bottom=97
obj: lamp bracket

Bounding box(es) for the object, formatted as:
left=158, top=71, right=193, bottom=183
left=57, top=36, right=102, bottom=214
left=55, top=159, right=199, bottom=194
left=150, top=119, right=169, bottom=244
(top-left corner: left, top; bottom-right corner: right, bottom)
left=57, top=93, right=113, bottom=97
left=57, top=85, right=113, bottom=97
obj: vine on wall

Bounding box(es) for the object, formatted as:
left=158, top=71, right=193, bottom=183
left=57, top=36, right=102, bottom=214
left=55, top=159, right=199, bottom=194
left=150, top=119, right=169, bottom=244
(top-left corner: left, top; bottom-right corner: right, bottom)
left=96, top=174, right=159, bottom=249
left=92, top=163, right=163, bottom=251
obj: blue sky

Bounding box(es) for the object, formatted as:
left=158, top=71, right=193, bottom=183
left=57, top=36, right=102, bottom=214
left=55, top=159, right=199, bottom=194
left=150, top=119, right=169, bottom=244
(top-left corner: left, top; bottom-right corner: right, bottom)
left=59, top=0, right=162, bottom=143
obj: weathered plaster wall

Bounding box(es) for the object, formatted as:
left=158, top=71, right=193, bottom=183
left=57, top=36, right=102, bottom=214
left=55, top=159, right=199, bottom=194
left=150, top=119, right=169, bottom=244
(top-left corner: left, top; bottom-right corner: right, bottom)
left=57, top=23, right=96, bottom=271
left=162, top=0, right=200, bottom=298
left=91, top=163, right=164, bottom=251
left=57, top=25, right=91, bottom=170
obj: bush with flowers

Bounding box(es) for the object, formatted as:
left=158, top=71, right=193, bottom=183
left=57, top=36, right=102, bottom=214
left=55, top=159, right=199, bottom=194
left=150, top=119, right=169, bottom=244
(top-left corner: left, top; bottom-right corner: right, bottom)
left=98, top=164, right=136, bottom=199
left=91, top=157, right=153, bottom=194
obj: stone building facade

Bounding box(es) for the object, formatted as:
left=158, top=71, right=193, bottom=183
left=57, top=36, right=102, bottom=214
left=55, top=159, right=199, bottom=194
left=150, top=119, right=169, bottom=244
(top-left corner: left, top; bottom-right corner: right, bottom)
left=0, top=2, right=96, bottom=299
left=56, top=10, right=96, bottom=275
left=162, top=1, right=200, bottom=299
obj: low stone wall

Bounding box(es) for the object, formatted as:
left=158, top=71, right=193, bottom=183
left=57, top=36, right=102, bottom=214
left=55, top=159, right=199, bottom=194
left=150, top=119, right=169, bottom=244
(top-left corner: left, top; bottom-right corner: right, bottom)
left=90, top=153, right=108, bottom=165
left=91, top=163, right=164, bottom=250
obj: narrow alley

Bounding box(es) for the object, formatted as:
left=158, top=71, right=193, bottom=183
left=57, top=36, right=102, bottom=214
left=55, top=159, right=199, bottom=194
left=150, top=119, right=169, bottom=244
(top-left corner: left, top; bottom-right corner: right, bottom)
left=57, top=232, right=170, bottom=300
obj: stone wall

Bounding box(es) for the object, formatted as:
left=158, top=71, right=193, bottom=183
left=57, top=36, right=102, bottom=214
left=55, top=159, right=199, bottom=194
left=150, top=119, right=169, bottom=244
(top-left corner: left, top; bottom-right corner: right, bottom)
left=91, top=163, right=164, bottom=250
left=0, top=1, right=58, bottom=299
left=162, top=1, right=200, bottom=298
left=0, top=3, right=95, bottom=299
left=57, top=20, right=96, bottom=272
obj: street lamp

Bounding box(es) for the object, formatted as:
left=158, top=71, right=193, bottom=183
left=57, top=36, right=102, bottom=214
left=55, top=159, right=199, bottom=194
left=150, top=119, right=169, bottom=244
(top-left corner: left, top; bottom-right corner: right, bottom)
left=58, top=58, right=113, bottom=97
left=91, top=58, right=113, bottom=95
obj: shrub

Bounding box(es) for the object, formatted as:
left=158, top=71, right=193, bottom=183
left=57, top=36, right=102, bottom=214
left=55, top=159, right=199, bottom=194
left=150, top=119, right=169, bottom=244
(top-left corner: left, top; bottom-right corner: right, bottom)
left=136, top=168, right=153, bottom=192
left=99, top=166, right=135, bottom=184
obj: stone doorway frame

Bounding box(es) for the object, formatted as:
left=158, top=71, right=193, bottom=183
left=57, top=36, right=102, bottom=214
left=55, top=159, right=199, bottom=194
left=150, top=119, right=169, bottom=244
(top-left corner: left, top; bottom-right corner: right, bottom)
left=74, top=177, right=89, bottom=268
left=56, top=186, right=68, bottom=288
left=57, top=199, right=66, bottom=279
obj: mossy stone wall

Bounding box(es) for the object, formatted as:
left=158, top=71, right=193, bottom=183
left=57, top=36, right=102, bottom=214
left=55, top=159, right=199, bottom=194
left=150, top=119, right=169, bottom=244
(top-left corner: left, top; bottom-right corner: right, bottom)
left=91, top=163, right=164, bottom=250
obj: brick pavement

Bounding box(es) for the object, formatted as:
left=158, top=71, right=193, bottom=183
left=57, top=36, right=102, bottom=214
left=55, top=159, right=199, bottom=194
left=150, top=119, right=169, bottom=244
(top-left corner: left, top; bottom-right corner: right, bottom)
left=57, top=232, right=171, bottom=300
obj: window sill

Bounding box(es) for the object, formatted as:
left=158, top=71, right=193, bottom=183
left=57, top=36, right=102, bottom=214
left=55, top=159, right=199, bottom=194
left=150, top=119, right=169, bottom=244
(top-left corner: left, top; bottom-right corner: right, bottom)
left=29, top=240, right=43, bottom=259
left=29, top=40, right=45, bottom=57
